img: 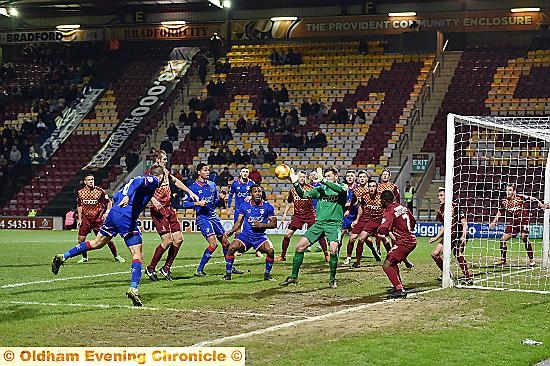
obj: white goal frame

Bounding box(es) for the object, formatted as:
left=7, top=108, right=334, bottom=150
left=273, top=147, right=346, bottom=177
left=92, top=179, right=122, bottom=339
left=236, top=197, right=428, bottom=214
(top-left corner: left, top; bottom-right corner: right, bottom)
left=444, top=114, right=550, bottom=294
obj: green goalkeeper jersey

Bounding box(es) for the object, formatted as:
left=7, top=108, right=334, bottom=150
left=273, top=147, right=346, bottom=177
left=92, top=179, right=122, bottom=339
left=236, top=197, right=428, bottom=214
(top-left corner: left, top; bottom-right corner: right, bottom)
left=293, top=179, right=347, bottom=224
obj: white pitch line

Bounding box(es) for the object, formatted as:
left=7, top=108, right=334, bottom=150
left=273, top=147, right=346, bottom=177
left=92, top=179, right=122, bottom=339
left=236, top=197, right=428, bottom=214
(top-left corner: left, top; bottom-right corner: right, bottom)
left=0, top=301, right=308, bottom=320
left=192, top=287, right=445, bottom=347
left=1, top=258, right=260, bottom=289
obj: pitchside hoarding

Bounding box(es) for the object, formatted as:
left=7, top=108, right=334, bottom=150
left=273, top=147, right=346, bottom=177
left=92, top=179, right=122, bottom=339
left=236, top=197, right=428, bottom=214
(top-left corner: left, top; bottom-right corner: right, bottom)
left=413, top=221, right=543, bottom=239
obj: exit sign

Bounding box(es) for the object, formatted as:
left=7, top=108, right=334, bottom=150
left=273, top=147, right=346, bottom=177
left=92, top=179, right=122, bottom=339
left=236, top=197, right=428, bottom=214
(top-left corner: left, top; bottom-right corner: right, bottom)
left=412, top=153, right=429, bottom=172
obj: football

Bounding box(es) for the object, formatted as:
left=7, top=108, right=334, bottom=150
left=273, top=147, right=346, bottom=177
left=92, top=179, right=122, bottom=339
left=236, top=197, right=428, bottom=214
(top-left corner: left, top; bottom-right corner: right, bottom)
left=274, top=163, right=291, bottom=180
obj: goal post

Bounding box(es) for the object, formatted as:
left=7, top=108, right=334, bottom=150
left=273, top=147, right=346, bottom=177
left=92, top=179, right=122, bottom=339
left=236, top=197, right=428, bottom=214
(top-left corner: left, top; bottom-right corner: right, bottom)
left=444, top=114, right=550, bottom=294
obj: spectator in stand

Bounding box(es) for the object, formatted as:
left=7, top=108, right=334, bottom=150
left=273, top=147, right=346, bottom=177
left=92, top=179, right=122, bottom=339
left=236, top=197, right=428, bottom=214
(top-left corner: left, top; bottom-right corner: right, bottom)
left=311, top=130, right=328, bottom=148
left=270, top=49, right=279, bottom=65
left=281, top=130, right=292, bottom=148
left=218, top=167, right=233, bottom=187
left=160, top=137, right=173, bottom=155
left=196, top=54, right=208, bottom=85
left=241, top=150, right=251, bottom=164
left=259, top=99, right=270, bottom=118
left=207, top=80, right=217, bottom=97
left=223, top=147, right=233, bottom=164
left=9, top=145, right=21, bottom=165
left=261, top=86, right=274, bottom=102
left=166, top=123, right=179, bottom=142
left=215, top=148, right=227, bottom=164
left=310, top=99, right=320, bottom=115
left=188, top=109, right=198, bottom=125
left=301, top=98, right=311, bottom=117
left=219, top=124, right=232, bottom=145
left=279, top=84, right=289, bottom=103
left=208, top=168, right=219, bottom=185
left=318, top=102, right=328, bottom=116
left=181, top=165, right=191, bottom=182
left=207, top=151, right=217, bottom=165
left=189, top=96, right=201, bottom=111
left=207, top=108, right=221, bottom=126
left=249, top=167, right=262, bottom=184
left=215, top=78, right=225, bottom=96
left=125, top=149, right=139, bottom=171
left=264, top=147, right=277, bottom=165
left=178, top=110, right=188, bottom=126
left=214, top=59, right=224, bottom=74
left=358, top=40, right=369, bottom=55
left=232, top=149, right=242, bottom=165
left=209, top=32, right=224, bottom=62
left=236, top=115, right=246, bottom=133
left=355, top=108, right=366, bottom=124
left=299, top=133, right=310, bottom=151
left=222, top=58, right=231, bottom=74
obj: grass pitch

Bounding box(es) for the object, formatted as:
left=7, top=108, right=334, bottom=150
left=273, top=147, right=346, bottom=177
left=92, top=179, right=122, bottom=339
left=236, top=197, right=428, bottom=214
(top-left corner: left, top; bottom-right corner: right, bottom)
left=0, top=230, right=549, bottom=365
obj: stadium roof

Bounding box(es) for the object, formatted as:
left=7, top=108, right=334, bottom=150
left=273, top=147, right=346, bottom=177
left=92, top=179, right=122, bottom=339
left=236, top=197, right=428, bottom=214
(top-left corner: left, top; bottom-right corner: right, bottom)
left=0, top=0, right=453, bottom=17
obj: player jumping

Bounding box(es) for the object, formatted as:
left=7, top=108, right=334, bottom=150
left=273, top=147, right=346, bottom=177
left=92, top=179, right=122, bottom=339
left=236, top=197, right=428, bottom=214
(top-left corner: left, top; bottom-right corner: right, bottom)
left=277, top=170, right=329, bottom=262
left=52, top=165, right=165, bottom=306
left=223, top=185, right=278, bottom=281
left=280, top=167, right=348, bottom=289
left=145, top=150, right=199, bottom=281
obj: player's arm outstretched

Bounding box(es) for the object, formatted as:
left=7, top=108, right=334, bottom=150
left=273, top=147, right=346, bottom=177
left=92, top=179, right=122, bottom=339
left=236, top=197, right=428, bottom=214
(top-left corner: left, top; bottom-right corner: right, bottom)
left=488, top=209, right=502, bottom=229
left=169, top=174, right=200, bottom=201
left=227, top=181, right=236, bottom=208
left=225, top=213, right=245, bottom=237
left=519, top=194, right=550, bottom=209
left=290, top=168, right=321, bottom=199
left=429, top=225, right=444, bottom=244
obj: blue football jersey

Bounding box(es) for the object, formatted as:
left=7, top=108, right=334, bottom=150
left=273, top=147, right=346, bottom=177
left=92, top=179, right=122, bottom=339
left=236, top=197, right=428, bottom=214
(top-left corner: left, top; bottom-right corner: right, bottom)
left=228, top=178, right=255, bottom=209
left=237, top=200, right=275, bottom=235
left=111, top=175, right=160, bottom=220
left=186, top=179, right=222, bottom=219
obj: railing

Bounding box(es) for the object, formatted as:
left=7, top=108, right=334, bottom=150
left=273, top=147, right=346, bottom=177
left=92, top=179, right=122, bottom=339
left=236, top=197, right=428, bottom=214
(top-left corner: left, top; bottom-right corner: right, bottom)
left=414, top=155, right=436, bottom=220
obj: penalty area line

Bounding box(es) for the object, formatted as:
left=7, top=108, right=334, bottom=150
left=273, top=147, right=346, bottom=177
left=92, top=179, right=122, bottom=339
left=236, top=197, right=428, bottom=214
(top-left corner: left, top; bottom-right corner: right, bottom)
left=193, top=287, right=445, bottom=346
left=1, top=258, right=260, bottom=289
left=0, top=300, right=308, bottom=320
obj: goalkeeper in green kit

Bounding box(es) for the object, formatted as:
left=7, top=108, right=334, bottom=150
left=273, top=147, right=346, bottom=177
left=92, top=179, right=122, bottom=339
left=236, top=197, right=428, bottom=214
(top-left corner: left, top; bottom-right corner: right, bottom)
left=280, top=167, right=348, bottom=288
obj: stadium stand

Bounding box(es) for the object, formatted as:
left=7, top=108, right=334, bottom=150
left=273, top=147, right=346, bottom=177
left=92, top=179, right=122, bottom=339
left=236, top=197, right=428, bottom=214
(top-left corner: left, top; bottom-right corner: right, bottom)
left=168, top=42, right=434, bottom=217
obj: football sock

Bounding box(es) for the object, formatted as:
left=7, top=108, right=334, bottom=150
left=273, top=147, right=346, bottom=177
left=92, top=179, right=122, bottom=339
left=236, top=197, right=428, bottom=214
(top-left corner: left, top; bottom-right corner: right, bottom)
left=433, top=255, right=444, bottom=270
left=384, top=264, right=403, bottom=290
left=346, top=239, right=354, bottom=258
left=265, top=256, right=274, bottom=274
left=524, top=240, right=534, bottom=260
left=164, top=244, right=180, bottom=270
left=456, top=255, right=471, bottom=278
left=500, top=244, right=507, bottom=262
left=130, top=259, right=142, bottom=289
left=107, top=241, right=118, bottom=257
left=319, top=237, right=329, bottom=257
left=223, top=247, right=228, bottom=258
left=329, top=253, right=338, bottom=281
left=225, top=255, right=234, bottom=274
left=290, top=251, right=304, bottom=279
left=197, top=245, right=215, bottom=272
left=281, top=236, right=291, bottom=258
left=148, top=244, right=167, bottom=271
left=355, top=241, right=364, bottom=264
left=64, top=241, right=92, bottom=260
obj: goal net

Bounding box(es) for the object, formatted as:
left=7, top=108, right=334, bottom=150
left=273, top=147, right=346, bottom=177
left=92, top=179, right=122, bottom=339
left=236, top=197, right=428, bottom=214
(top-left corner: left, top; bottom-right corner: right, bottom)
left=443, top=114, right=550, bottom=294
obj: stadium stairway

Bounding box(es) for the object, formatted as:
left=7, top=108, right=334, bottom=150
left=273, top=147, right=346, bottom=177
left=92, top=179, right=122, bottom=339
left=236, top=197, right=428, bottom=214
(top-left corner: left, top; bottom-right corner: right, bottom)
left=1, top=134, right=101, bottom=216
left=421, top=46, right=531, bottom=177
